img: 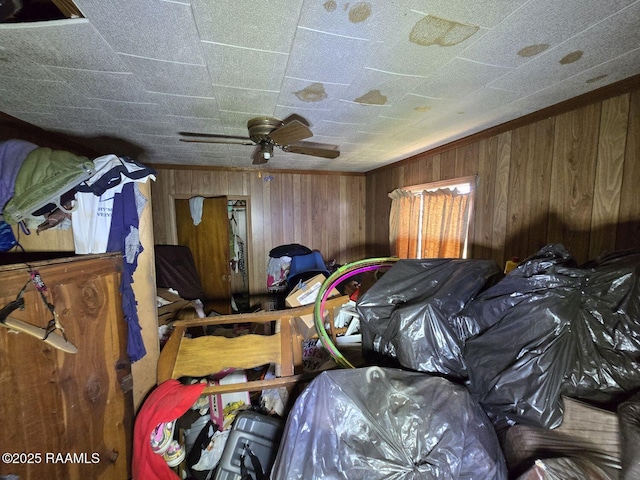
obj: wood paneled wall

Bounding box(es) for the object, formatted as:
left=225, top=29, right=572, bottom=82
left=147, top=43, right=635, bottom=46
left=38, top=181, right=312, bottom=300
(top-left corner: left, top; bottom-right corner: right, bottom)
left=151, top=169, right=366, bottom=295
left=365, top=87, right=640, bottom=267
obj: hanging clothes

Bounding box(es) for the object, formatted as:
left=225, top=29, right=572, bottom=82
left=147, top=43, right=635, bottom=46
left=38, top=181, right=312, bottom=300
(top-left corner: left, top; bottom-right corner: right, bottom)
left=72, top=154, right=155, bottom=254
left=71, top=154, right=155, bottom=362
left=3, top=146, right=94, bottom=225
left=189, top=196, right=204, bottom=226
left=0, top=139, right=38, bottom=211
left=106, top=182, right=147, bottom=361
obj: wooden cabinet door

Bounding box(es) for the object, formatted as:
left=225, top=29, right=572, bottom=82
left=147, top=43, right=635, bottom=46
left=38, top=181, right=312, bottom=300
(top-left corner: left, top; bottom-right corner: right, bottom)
left=175, top=196, right=232, bottom=314
left=0, top=254, right=132, bottom=480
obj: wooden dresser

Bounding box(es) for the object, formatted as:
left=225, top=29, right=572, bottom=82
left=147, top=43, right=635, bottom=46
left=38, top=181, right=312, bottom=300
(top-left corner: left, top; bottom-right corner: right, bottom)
left=0, top=253, right=133, bottom=480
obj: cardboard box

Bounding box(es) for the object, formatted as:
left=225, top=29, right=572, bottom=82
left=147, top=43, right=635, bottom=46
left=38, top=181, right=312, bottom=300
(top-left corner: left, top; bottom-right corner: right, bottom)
left=285, top=273, right=340, bottom=339
left=156, top=287, right=192, bottom=325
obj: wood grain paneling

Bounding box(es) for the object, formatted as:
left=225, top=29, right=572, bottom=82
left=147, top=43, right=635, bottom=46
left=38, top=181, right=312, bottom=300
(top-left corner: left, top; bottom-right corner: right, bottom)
left=366, top=85, right=640, bottom=267
left=548, top=104, right=600, bottom=263
left=152, top=170, right=366, bottom=295
left=590, top=95, right=629, bottom=258
left=0, top=255, right=131, bottom=480
left=616, top=90, right=640, bottom=251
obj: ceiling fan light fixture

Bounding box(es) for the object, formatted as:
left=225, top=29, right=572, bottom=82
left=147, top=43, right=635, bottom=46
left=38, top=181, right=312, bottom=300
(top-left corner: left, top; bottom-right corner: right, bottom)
left=180, top=114, right=340, bottom=164
left=261, top=142, right=273, bottom=160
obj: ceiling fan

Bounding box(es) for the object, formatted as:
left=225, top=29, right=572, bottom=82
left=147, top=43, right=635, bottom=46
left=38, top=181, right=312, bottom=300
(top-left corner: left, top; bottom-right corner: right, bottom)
left=179, top=115, right=340, bottom=165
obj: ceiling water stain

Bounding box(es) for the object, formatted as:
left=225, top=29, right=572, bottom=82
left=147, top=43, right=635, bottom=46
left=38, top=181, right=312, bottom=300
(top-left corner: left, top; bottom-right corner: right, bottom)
left=410, top=15, right=479, bottom=47
left=517, top=44, right=550, bottom=57
left=355, top=89, right=387, bottom=105
left=586, top=74, right=608, bottom=84
left=415, top=106, right=431, bottom=112
left=560, top=50, right=583, bottom=64
left=349, top=2, right=371, bottom=23
left=294, top=83, right=328, bottom=102
left=323, top=0, right=337, bottom=12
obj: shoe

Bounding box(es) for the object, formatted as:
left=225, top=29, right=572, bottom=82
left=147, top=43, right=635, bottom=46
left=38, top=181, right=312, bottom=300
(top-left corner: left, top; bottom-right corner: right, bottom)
left=150, top=420, right=175, bottom=455
left=163, top=440, right=186, bottom=467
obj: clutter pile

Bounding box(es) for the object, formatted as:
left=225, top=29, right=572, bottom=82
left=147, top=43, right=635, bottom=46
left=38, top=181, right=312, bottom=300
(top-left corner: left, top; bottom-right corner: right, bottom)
left=136, top=244, right=640, bottom=479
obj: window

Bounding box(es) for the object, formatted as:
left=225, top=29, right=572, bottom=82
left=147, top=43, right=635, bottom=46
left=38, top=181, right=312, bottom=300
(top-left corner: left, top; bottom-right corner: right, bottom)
left=388, top=176, right=476, bottom=259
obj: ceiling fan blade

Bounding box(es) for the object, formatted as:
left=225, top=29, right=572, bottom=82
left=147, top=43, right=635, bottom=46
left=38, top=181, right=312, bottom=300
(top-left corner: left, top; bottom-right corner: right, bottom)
left=179, top=132, right=254, bottom=145
left=269, top=119, right=313, bottom=145
left=280, top=114, right=310, bottom=127
left=282, top=141, right=340, bottom=159
left=180, top=138, right=255, bottom=145
left=252, top=145, right=268, bottom=165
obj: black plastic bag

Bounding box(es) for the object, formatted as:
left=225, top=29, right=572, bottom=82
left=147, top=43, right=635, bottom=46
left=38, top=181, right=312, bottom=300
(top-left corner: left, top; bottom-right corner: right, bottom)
left=356, top=259, right=502, bottom=378
left=464, top=245, right=640, bottom=428
left=272, top=367, right=507, bottom=479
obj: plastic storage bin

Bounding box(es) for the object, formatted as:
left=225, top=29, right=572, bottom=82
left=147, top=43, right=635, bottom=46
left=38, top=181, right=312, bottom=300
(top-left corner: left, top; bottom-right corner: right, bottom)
left=214, top=411, right=284, bottom=480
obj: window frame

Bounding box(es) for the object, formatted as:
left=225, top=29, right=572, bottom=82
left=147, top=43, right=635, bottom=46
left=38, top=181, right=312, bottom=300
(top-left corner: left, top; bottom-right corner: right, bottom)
left=391, top=175, right=477, bottom=259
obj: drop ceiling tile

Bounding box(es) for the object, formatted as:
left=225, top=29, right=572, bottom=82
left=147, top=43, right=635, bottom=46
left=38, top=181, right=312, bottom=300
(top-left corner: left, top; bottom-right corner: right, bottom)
left=0, top=49, right=61, bottom=81
left=218, top=110, right=271, bottom=132
left=510, top=47, right=640, bottom=112
left=213, top=86, right=280, bottom=115
left=402, top=0, right=528, bottom=28
left=347, top=130, right=381, bottom=143
left=446, top=87, right=522, bottom=116
left=384, top=93, right=457, bottom=120
left=133, top=134, right=185, bottom=148
left=352, top=94, right=453, bottom=135
left=202, top=42, right=288, bottom=91
left=364, top=9, right=490, bottom=77
left=336, top=102, right=392, bottom=129
left=566, top=47, right=640, bottom=87
left=1, top=76, right=90, bottom=108
left=74, top=0, right=205, bottom=64
left=342, top=69, right=425, bottom=105
left=152, top=94, right=220, bottom=119
left=350, top=110, right=432, bottom=140
left=488, top=2, right=640, bottom=95
left=460, top=0, right=637, bottom=68
left=296, top=1, right=398, bottom=40
left=317, top=118, right=368, bottom=134
left=46, top=67, right=152, bottom=102
left=411, top=58, right=512, bottom=99
left=0, top=19, right=127, bottom=71
left=119, top=54, right=214, bottom=97
left=143, top=143, right=203, bottom=155
left=285, top=27, right=371, bottom=84
left=167, top=115, right=224, bottom=135
left=116, top=119, right=178, bottom=136
left=43, top=105, right=119, bottom=127
left=53, top=124, right=134, bottom=138
left=190, top=0, right=302, bottom=51
left=91, top=98, right=167, bottom=122
left=276, top=77, right=348, bottom=110
left=0, top=93, right=56, bottom=115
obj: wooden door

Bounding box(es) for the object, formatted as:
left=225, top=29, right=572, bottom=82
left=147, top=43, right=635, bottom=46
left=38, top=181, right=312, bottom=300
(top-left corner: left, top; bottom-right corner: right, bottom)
left=175, top=196, right=232, bottom=313
left=0, top=253, right=132, bottom=480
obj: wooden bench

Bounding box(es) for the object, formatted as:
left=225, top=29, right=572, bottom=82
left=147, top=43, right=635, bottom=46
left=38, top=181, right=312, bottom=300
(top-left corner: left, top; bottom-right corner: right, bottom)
left=156, top=295, right=350, bottom=395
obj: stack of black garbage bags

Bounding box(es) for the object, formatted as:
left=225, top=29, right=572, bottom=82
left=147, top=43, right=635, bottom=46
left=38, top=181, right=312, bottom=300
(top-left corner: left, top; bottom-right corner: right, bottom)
left=271, top=244, right=640, bottom=479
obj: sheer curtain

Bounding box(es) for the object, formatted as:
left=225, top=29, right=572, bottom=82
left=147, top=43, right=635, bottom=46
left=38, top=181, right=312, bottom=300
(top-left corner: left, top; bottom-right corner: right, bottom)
left=389, top=187, right=471, bottom=259
left=389, top=189, right=419, bottom=258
